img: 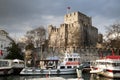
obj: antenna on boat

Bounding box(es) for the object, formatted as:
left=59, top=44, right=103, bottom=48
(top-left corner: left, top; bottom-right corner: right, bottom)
left=111, top=48, right=115, bottom=56
left=99, top=51, right=103, bottom=59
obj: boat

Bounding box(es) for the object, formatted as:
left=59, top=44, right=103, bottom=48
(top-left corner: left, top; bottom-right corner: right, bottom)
left=12, top=59, right=24, bottom=74
left=90, top=49, right=120, bottom=78
left=20, top=52, right=81, bottom=75
left=80, top=61, right=91, bottom=72
left=0, top=59, right=13, bottom=75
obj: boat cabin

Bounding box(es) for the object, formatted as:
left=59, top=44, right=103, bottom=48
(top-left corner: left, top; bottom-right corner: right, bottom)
left=0, top=59, right=13, bottom=68
left=36, top=60, right=59, bottom=69
left=13, top=59, right=24, bottom=68
left=58, top=53, right=80, bottom=69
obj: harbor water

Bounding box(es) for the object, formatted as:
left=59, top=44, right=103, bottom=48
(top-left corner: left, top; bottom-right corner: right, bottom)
left=0, top=73, right=120, bottom=80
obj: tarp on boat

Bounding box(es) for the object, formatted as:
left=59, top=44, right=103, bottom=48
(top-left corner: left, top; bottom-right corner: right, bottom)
left=46, top=56, right=59, bottom=60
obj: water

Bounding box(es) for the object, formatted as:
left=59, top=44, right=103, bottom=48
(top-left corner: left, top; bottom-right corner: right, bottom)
left=0, top=73, right=120, bottom=80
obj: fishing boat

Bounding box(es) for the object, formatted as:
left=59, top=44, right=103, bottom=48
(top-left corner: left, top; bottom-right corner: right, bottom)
left=20, top=52, right=81, bottom=75
left=0, top=59, right=13, bottom=75
left=90, top=50, right=120, bottom=78
left=12, top=59, right=24, bottom=74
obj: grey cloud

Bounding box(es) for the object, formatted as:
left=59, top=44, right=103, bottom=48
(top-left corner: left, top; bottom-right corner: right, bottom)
left=0, top=0, right=120, bottom=38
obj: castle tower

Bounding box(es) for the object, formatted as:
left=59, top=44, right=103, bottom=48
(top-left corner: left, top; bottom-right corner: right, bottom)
left=48, top=11, right=98, bottom=49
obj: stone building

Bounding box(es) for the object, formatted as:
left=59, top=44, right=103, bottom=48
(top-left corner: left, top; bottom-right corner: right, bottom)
left=0, top=29, right=14, bottom=58
left=48, top=11, right=98, bottom=50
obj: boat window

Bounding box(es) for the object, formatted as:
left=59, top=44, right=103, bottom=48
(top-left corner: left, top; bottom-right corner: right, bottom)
left=74, top=58, right=78, bottom=61
left=112, top=63, right=120, bottom=67
left=14, top=62, right=18, bottom=64
left=68, top=58, right=72, bottom=61
left=65, top=58, right=67, bottom=61
left=67, top=55, right=69, bottom=57
left=67, top=66, right=72, bottom=68
left=60, top=66, right=65, bottom=69
left=0, top=61, right=9, bottom=67
left=19, top=62, right=24, bottom=64
left=73, top=66, right=77, bottom=68
left=107, top=63, right=112, bottom=66
left=99, top=62, right=105, bottom=65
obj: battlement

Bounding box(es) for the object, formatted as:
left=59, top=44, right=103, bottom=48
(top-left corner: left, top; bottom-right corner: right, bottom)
left=64, top=11, right=92, bottom=25
left=48, top=25, right=59, bottom=34
left=64, top=12, right=88, bottom=19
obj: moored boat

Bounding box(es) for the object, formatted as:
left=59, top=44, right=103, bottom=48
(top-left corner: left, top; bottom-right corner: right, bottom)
left=12, top=59, right=24, bottom=74
left=90, top=50, right=120, bottom=78
left=0, top=59, right=13, bottom=75
left=20, top=52, right=81, bottom=75
left=80, top=61, right=91, bottom=72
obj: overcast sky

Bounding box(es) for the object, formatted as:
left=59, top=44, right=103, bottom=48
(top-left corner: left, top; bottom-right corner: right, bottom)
left=0, top=0, right=120, bottom=39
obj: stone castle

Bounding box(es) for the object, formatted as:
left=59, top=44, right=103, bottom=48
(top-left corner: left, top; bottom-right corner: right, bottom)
left=48, top=11, right=98, bottom=50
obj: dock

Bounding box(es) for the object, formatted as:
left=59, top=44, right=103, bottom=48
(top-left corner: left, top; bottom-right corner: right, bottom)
left=25, top=77, right=84, bottom=80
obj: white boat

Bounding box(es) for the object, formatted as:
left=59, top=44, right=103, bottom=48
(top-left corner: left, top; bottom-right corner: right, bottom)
left=12, top=59, right=24, bottom=74
left=90, top=50, right=120, bottom=78
left=20, top=52, right=81, bottom=75
left=0, top=59, right=13, bottom=75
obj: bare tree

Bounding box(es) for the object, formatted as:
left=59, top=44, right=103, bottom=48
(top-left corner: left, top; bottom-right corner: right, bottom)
left=25, top=26, right=46, bottom=48
left=25, top=26, right=47, bottom=60
left=106, top=23, right=120, bottom=40
left=105, top=22, right=120, bottom=48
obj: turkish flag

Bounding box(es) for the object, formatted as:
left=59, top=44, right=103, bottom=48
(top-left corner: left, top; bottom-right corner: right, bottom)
left=0, top=50, right=3, bottom=56
left=67, top=7, right=70, bottom=9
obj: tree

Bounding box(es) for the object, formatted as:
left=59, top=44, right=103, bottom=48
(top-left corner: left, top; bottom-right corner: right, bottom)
left=25, top=26, right=46, bottom=48
left=105, top=22, right=120, bottom=48
left=5, top=42, right=24, bottom=60
left=25, top=43, right=34, bottom=50
left=25, top=26, right=47, bottom=59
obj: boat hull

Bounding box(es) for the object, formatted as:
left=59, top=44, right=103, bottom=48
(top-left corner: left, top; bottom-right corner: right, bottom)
left=0, top=68, right=13, bottom=75
left=20, top=68, right=77, bottom=76
left=90, top=67, right=120, bottom=78
left=98, top=70, right=120, bottom=78
left=13, top=67, right=24, bottom=75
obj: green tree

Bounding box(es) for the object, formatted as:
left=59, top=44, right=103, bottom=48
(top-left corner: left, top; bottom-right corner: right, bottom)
left=5, top=42, right=24, bottom=60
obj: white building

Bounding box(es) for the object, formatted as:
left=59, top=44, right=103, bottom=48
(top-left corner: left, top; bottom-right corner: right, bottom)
left=0, top=29, right=14, bottom=59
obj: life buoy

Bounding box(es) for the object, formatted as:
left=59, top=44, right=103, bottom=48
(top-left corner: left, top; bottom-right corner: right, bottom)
left=40, top=69, right=44, bottom=73
left=57, top=69, right=60, bottom=74
left=32, top=69, right=35, bottom=72
left=4, top=70, right=8, bottom=74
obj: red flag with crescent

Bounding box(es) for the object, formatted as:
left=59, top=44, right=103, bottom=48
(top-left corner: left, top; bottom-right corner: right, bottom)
left=67, top=7, right=70, bottom=9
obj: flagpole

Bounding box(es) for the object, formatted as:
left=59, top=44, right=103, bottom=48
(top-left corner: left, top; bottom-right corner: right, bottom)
left=67, top=7, right=70, bottom=14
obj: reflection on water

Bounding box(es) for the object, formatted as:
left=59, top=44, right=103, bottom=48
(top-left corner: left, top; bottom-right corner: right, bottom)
left=0, top=73, right=120, bottom=80
left=90, top=74, right=120, bottom=80
left=0, top=75, right=77, bottom=80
